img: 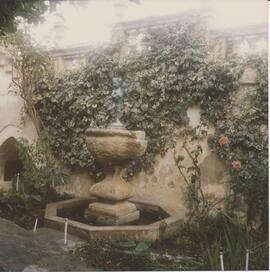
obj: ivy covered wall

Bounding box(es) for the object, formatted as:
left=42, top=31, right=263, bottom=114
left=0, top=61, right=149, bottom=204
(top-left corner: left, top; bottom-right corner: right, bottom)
left=32, top=20, right=267, bottom=227
left=0, top=17, right=267, bottom=227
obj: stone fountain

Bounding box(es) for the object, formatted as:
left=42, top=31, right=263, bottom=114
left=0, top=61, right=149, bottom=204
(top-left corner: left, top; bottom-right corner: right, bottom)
left=44, top=77, right=183, bottom=241
left=84, top=78, right=147, bottom=225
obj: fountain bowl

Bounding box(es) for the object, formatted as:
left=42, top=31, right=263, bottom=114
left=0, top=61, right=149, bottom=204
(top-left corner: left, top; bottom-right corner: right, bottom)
left=86, top=128, right=147, bottom=166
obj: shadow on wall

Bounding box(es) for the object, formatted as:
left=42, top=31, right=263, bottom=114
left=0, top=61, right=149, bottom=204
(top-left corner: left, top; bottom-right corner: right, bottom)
left=0, top=137, right=23, bottom=191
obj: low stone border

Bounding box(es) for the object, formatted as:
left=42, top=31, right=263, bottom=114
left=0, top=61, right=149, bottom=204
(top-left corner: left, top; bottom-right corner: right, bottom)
left=44, top=197, right=184, bottom=241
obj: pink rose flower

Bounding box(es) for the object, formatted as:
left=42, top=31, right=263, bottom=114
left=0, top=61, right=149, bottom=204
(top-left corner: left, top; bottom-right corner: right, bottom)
left=219, top=135, right=230, bottom=146
left=232, top=160, right=241, bottom=169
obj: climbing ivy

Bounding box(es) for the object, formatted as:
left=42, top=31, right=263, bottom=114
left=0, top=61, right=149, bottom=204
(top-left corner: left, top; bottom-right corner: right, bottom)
left=34, top=22, right=240, bottom=180
left=34, top=45, right=123, bottom=179
left=8, top=21, right=267, bottom=225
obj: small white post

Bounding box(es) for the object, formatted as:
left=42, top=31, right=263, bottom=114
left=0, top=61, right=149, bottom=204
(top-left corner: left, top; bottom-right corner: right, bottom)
left=64, top=218, right=68, bottom=245
left=220, top=251, right=224, bottom=271
left=245, top=249, right=249, bottom=271
left=33, top=217, right=38, bottom=233
left=16, top=173, right=20, bottom=192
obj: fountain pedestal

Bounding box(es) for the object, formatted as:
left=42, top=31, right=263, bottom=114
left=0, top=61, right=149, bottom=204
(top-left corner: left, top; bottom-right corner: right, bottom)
left=84, top=167, right=139, bottom=225
left=84, top=124, right=147, bottom=226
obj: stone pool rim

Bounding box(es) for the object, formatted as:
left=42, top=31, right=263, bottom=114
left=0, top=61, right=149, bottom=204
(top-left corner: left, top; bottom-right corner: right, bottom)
left=44, top=197, right=184, bottom=242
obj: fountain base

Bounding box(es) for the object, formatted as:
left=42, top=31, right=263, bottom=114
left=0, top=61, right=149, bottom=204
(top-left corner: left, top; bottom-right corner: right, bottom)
left=86, top=166, right=140, bottom=225
left=84, top=201, right=140, bottom=225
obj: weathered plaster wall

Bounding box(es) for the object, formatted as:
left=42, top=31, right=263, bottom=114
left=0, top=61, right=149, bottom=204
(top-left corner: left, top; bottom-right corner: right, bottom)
left=57, top=169, right=94, bottom=198
left=129, top=107, right=228, bottom=215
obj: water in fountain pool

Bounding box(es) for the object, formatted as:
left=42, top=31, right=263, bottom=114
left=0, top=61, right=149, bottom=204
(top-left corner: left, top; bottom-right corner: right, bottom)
left=57, top=205, right=168, bottom=226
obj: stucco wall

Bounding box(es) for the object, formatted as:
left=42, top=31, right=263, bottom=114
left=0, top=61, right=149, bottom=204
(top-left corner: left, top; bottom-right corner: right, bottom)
left=129, top=108, right=228, bottom=215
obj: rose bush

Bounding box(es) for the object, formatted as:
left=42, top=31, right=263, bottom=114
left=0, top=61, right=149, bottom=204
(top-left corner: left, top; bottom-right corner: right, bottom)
left=208, top=56, right=268, bottom=228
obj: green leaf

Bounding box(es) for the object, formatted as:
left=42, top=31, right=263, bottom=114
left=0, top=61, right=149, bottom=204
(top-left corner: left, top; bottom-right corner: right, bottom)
left=113, top=240, right=137, bottom=249
left=135, top=242, right=150, bottom=253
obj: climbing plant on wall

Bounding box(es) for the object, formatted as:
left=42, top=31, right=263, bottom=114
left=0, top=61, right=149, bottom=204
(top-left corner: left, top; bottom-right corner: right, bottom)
left=7, top=22, right=267, bottom=225
left=34, top=22, right=240, bottom=180
left=1, top=31, right=53, bottom=135
left=208, top=56, right=268, bottom=228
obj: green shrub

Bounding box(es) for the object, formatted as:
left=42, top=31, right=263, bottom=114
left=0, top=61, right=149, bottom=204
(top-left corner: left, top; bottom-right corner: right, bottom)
left=73, top=239, right=200, bottom=271
left=162, top=212, right=268, bottom=270
left=195, top=213, right=268, bottom=270
left=0, top=191, right=43, bottom=229
left=0, top=137, right=70, bottom=229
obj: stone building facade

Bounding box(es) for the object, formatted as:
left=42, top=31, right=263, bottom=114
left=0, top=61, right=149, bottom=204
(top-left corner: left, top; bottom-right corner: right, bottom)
left=0, top=13, right=267, bottom=217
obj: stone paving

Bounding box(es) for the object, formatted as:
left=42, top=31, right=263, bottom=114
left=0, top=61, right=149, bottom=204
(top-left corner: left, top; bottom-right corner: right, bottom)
left=0, top=218, right=96, bottom=272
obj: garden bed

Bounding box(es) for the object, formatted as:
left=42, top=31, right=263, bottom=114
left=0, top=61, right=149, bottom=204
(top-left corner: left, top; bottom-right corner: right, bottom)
left=72, top=213, right=269, bottom=271
left=0, top=188, right=72, bottom=230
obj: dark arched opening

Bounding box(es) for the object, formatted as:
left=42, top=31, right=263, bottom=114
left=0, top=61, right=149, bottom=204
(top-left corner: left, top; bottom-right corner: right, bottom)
left=4, top=159, right=23, bottom=181
left=0, top=137, right=24, bottom=184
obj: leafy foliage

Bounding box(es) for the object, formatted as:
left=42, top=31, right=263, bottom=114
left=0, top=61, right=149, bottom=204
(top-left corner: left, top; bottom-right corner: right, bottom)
left=1, top=31, right=53, bottom=135
left=73, top=213, right=268, bottom=270
left=198, top=213, right=268, bottom=270
left=0, top=0, right=141, bottom=35
left=73, top=239, right=201, bottom=271
left=0, top=188, right=71, bottom=230
left=1, top=10, right=267, bottom=272
left=34, top=22, right=239, bottom=180
left=5, top=21, right=267, bottom=227
left=16, top=137, right=65, bottom=194
left=0, top=0, right=54, bottom=35
left=208, top=56, right=268, bottom=228
left=164, top=212, right=268, bottom=270
left=0, top=138, right=69, bottom=229
left=0, top=190, right=43, bottom=229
